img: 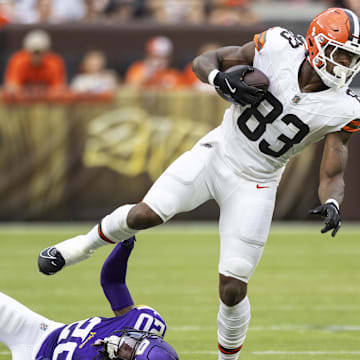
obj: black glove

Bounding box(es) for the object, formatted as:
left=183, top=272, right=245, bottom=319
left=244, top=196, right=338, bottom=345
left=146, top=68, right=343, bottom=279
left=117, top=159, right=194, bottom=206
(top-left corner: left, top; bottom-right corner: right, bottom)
left=38, top=247, right=65, bottom=275
left=213, top=66, right=265, bottom=106
left=309, top=202, right=341, bottom=237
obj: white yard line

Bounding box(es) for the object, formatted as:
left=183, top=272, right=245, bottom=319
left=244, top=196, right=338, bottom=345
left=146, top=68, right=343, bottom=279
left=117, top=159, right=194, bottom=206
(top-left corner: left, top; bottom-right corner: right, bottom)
left=250, top=325, right=360, bottom=332
left=252, top=351, right=360, bottom=355
left=2, top=349, right=360, bottom=357
left=179, top=350, right=360, bottom=355
left=172, top=324, right=360, bottom=332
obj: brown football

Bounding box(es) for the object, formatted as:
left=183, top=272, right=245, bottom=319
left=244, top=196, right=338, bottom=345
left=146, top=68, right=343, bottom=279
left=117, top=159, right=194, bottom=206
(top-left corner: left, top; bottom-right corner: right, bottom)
left=215, top=65, right=270, bottom=104
left=226, top=65, right=270, bottom=90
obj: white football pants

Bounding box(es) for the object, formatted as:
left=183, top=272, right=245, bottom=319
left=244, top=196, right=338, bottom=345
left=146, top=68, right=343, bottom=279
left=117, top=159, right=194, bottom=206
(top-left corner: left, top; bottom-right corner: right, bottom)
left=144, top=128, right=277, bottom=282
left=0, top=292, right=64, bottom=359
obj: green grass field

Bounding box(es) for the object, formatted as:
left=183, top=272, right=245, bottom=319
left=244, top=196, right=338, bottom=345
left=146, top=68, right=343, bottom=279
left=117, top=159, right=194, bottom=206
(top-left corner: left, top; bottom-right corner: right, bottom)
left=1, top=222, right=360, bottom=360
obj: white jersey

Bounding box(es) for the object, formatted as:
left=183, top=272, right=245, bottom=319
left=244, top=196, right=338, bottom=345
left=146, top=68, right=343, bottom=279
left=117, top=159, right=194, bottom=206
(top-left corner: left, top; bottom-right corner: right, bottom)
left=219, top=26, right=360, bottom=183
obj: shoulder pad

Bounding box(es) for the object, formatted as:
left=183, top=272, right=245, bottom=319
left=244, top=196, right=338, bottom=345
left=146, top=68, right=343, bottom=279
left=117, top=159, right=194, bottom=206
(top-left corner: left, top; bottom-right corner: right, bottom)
left=135, top=305, right=158, bottom=313
left=254, top=27, right=304, bottom=53
left=341, top=88, right=360, bottom=133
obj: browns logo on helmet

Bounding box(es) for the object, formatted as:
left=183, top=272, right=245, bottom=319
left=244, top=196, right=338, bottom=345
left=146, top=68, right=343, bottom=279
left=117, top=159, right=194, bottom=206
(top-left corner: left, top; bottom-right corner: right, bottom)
left=306, top=7, right=360, bottom=88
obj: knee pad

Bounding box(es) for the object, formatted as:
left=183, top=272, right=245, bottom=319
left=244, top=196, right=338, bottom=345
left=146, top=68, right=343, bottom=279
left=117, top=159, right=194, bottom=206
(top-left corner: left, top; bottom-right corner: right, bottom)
left=219, top=257, right=254, bottom=282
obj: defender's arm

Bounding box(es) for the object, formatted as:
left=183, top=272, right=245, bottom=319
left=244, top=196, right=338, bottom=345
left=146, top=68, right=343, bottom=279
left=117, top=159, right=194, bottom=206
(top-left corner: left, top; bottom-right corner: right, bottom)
left=100, top=239, right=136, bottom=316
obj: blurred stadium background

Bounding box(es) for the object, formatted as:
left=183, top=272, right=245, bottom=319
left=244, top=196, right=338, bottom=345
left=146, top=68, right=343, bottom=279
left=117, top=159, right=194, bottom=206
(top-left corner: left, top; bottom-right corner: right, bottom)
left=1, top=0, right=360, bottom=359
left=0, top=0, right=359, bottom=222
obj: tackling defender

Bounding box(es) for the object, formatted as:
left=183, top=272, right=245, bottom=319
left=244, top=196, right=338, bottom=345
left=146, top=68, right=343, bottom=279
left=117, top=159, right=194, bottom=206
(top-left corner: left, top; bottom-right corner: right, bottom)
left=1, top=238, right=178, bottom=360
left=38, top=8, right=360, bottom=360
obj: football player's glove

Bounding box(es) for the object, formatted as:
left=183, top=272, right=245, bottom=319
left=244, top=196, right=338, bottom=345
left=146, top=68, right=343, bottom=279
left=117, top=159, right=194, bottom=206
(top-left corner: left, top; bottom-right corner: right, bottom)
left=38, top=247, right=65, bottom=275
left=213, top=66, right=265, bottom=106
left=309, top=201, right=341, bottom=237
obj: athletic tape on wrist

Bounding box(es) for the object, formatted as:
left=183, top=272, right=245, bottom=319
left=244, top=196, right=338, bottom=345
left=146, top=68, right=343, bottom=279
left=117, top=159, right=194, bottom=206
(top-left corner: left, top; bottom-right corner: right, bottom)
left=325, top=198, right=340, bottom=211
left=208, top=69, right=220, bottom=86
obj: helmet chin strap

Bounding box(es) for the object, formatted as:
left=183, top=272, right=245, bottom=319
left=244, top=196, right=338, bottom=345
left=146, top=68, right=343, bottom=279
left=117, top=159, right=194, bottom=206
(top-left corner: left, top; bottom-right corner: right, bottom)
left=333, top=65, right=347, bottom=87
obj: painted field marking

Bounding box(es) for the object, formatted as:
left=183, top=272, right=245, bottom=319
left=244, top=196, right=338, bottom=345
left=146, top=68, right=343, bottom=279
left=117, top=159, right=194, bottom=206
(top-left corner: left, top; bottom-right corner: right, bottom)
left=179, top=350, right=360, bottom=355
left=252, top=351, right=360, bottom=355
left=0, top=350, right=360, bottom=356
left=172, top=324, right=360, bottom=332
left=2, top=349, right=360, bottom=357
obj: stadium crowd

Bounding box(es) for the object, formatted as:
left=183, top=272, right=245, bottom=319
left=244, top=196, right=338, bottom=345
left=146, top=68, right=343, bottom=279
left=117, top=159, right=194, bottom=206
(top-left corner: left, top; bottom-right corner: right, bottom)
left=0, top=0, right=357, bottom=26
left=0, top=0, right=259, bottom=26
left=1, top=0, right=359, bottom=99
left=2, top=29, right=219, bottom=97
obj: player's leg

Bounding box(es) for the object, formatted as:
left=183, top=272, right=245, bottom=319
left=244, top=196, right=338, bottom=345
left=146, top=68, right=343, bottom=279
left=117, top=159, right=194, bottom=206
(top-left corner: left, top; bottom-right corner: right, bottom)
left=38, top=202, right=161, bottom=275
left=38, top=145, right=214, bottom=275
left=0, top=292, right=64, bottom=359
left=216, top=177, right=277, bottom=360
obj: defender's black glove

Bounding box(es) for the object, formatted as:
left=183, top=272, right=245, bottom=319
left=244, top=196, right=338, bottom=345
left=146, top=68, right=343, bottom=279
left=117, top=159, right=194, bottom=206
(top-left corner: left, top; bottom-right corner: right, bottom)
left=213, top=66, right=265, bottom=106
left=309, top=202, right=341, bottom=237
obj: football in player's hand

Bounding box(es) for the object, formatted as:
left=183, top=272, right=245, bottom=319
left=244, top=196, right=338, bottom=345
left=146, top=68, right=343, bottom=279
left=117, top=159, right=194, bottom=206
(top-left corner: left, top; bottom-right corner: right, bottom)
left=215, top=65, right=269, bottom=105
left=230, top=65, right=270, bottom=91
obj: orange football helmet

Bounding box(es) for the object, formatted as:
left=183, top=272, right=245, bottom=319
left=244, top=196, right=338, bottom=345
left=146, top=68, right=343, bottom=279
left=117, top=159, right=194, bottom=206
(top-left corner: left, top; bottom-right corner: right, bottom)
left=306, top=8, right=360, bottom=88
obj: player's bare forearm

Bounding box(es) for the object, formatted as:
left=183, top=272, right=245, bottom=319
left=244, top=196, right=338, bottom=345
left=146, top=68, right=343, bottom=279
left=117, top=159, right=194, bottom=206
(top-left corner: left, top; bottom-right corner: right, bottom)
left=318, top=131, right=350, bottom=205
left=192, top=41, right=255, bottom=83
left=319, top=173, right=344, bottom=205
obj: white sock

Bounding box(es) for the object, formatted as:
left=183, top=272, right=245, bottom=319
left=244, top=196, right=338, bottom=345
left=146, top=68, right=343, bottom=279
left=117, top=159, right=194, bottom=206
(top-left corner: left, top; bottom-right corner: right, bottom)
left=55, top=226, right=105, bottom=266
left=101, top=204, right=137, bottom=243
left=55, top=204, right=137, bottom=266
left=217, top=297, right=251, bottom=360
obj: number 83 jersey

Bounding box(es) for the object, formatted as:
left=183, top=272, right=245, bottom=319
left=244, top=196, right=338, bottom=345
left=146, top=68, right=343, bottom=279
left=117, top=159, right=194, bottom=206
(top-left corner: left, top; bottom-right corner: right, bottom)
left=219, top=26, right=360, bottom=183
left=35, top=305, right=167, bottom=359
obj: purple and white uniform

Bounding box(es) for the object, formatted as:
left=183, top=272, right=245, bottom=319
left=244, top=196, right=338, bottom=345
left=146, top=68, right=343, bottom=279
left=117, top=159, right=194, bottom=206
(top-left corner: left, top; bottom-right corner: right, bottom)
left=36, top=306, right=166, bottom=359
left=0, top=240, right=166, bottom=360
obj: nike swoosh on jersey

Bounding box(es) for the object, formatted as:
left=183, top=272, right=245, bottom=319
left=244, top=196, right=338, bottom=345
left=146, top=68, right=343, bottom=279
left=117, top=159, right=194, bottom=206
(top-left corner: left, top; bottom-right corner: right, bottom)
left=256, top=184, right=269, bottom=189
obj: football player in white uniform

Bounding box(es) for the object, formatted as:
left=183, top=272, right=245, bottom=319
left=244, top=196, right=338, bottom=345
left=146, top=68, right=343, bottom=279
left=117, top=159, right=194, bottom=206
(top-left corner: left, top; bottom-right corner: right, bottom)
left=38, top=8, right=360, bottom=360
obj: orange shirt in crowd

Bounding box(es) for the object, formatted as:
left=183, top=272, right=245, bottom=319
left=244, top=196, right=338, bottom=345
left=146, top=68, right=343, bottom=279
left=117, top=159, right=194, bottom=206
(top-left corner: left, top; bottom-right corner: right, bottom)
left=182, top=61, right=215, bottom=91
left=125, top=61, right=184, bottom=89
left=182, top=62, right=199, bottom=86
left=0, top=14, right=9, bottom=27
left=5, top=50, right=66, bottom=90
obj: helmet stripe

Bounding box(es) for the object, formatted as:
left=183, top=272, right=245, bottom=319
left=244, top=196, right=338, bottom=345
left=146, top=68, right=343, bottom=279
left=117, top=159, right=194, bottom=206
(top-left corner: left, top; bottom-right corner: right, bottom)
left=344, top=9, right=360, bottom=44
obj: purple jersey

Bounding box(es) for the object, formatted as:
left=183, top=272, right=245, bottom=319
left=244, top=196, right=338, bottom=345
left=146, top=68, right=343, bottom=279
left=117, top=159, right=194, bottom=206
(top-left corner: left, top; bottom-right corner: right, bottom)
left=35, top=306, right=167, bottom=360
